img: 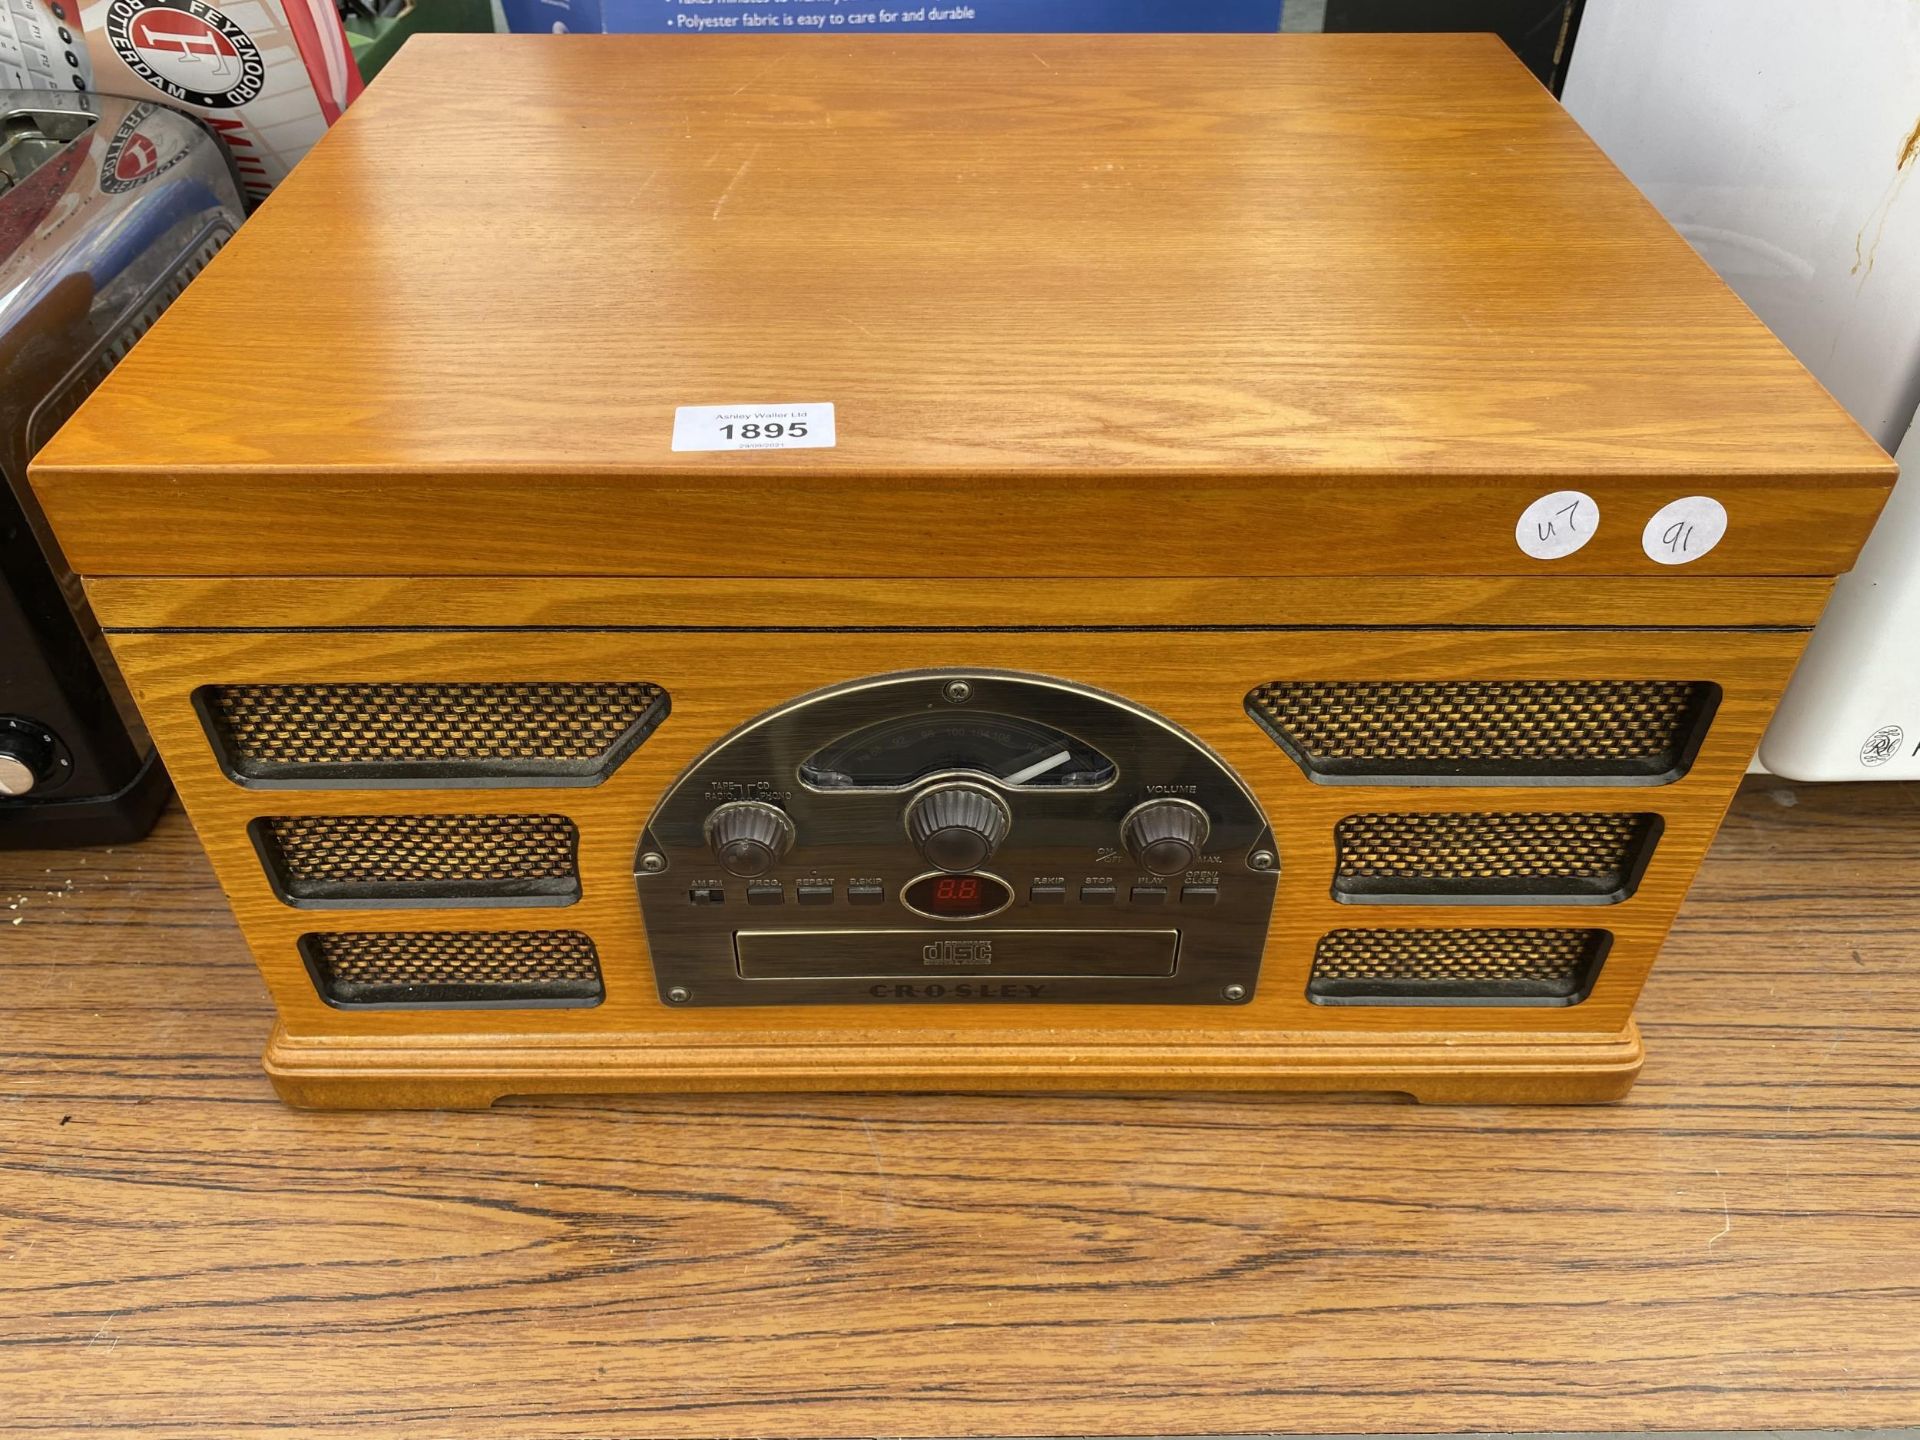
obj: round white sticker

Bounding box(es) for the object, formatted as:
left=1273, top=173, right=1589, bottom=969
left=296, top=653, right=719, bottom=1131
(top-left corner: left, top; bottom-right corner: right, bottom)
left=1642, top=496, right=1728, bottom=566
left=1515, top=490, right=1600, bottom=560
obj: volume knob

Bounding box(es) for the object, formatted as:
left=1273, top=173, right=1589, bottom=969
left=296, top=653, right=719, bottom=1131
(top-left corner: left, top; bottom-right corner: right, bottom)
left=0, top=720, right=56, bottom=799
left=1121, top=799, right=1211, bottom=877
left=905, top=783, right=1011, bottom=873
left=704, top=801, right=795, bottom=877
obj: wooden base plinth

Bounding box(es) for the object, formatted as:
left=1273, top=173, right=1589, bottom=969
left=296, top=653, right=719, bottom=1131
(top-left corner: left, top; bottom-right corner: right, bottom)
left=263, top=1022, right=1645, bottom=1109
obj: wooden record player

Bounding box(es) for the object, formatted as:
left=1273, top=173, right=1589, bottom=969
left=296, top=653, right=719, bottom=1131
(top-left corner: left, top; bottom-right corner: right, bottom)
left=27, top=34, right=1894, bottom=1107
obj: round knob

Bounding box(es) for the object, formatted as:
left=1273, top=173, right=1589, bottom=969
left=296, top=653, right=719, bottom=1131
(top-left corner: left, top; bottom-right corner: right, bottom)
left=1121, top=798, right=1211, bottom=877
left=0, top=722, right=55, bottom=799
left=704, top=801, right=795, bottom=877
left=905, top=783, right=1011, bottom=873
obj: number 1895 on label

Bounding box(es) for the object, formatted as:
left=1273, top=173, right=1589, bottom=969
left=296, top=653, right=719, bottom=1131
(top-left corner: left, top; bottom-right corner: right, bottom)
left=672, top=402, right=837, bottom=453
left=720, top=421, right=804, bottom=440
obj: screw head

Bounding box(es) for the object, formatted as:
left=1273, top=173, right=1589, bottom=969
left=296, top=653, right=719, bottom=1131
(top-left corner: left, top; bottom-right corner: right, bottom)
left=639, top=851, right=667, bottom=873
left=942, top=679, right=973, bottom=704
left=1248, top=850, right=1275, bottom=871
left=1223, top=984, right=1248, bottom=1002
left=666, top=986, right=691, bottom=1004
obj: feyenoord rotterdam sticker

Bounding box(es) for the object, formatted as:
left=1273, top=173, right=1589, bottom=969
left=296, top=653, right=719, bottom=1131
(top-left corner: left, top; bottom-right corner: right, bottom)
left=99, top=103, right=194, bottom=193
left=104, top=0, right=267, bottom=109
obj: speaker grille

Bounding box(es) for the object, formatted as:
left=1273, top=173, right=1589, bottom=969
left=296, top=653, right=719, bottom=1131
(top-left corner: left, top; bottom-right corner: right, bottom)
left=199, top=682, right=667, bottom=787
left=254, top=814, right=580, bottom=907
left=27, top=224, right=234, bottom=459
left=1333, top=811, right=1660, bottom=904
left=1246, top=680, right=1717, bottom=784
left=1309, top=927, right=1610, bottom=1006
left=299, top=929, right=603, bottom=1008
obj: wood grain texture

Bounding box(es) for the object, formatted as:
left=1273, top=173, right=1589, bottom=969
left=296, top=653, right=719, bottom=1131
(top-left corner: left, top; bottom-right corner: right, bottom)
left=28, top=34, right=1893, bottom=577
left=83, top=573, right=1842, bottom=631
left=94, top=621, right=1800, bottom=1104
left=4, top=778, right=1919, bottom=1437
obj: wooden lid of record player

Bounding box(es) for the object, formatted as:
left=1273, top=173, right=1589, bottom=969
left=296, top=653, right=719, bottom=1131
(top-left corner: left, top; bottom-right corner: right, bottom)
left=30, top=34, right=1893, bottom=578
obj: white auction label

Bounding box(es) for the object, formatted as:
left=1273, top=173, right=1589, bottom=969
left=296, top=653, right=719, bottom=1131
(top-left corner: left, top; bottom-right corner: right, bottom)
left=1641, top=496, right=1728, bottom=565
left=672, top=402, right=835, bottom=453
left=1515, top=490, right=1600, bottom=560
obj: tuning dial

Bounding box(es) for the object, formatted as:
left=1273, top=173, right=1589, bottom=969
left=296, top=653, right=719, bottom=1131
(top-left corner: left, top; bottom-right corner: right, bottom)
left=0, top=721, right=56, bottom=799
left=905, top=783, right=1011, bottom=873
left=704, top=801, right=795, bottom=877
left=1121, top=798, right=1211, bottom=877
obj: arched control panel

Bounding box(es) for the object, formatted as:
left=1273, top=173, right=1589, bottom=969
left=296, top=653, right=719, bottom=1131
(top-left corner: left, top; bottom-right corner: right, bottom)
left=635, top=670, right=1279, bottom=1007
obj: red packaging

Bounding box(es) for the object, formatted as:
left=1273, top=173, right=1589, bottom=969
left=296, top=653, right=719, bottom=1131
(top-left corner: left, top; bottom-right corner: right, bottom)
left=2, top=0, right=361, bottom=200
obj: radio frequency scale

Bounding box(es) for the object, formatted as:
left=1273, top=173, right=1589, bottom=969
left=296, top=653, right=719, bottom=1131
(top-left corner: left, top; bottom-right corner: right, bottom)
left=27, top=35, right=1894, bottom=1107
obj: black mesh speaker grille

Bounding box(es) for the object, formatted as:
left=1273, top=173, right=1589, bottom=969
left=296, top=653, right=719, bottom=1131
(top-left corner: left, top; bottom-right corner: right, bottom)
left=254, top=814, right=580, bottom=907
left=299, top=929, right=603, bottom=1008
left=27, top=225, right=234, bottom=459
left=199, top=681, right=667, bottom=787
left=1333, top=811, right=1660, bottom=904
left=1246, top=680, right=1717, bottom=784
left=1309, top=927, right=1610, bottom=1006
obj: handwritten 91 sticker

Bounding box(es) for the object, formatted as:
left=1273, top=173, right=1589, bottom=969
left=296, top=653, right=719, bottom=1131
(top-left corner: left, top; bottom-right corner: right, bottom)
left=672, top=402, right=835, bottom=453
left=1516, top=490, right=1599, bottom=560
left=1642, top=496, right=1728, bottom=565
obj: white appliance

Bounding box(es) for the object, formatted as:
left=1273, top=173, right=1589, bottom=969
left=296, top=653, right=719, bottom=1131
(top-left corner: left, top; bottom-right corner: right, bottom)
left=1563, top=0, right=1920, bottom=780
left=1762, top=415, right=1920, bottom=778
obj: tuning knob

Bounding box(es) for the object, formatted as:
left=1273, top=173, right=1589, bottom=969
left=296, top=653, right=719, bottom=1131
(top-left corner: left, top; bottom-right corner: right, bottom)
left=704, top=801, right=795, bottom=877
left=0, top=720, right=56, bottom=799
left=906, top=783, right=1011, bottom=873
left=1121, top=799, right=1211, bottom=877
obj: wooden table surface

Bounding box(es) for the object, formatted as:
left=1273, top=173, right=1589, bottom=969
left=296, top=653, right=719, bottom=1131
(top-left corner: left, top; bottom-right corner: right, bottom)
left=5, top=776, right=1918, bottom=1438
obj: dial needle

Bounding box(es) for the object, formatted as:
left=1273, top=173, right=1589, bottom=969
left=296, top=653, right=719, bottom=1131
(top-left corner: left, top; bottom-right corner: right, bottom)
left=1000, top=747, right=1072, bottom=785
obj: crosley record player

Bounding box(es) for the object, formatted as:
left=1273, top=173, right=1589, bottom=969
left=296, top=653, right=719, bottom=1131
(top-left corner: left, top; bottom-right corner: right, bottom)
left=27, top=34, right=1894, bottom=1107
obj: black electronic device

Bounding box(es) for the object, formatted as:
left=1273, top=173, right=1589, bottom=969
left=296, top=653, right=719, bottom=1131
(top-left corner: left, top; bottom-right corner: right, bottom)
left=0, top=91, right=243, bottom=846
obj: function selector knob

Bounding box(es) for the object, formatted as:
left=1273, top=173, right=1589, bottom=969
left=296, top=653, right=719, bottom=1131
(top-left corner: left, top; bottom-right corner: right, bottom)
left=906, top=783, right=1011, bottom=873
left=0, top=722, right=56, bottom=799
left=704, top=801, right=796, bottom=878
left=1121, top=799, right=1211, bottom=877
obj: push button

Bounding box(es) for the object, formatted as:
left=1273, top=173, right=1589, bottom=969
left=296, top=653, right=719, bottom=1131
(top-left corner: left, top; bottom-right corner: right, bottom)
left=796, top=881, right=834, bottom=905
left=1180, top=884, right=1219, bottom=906
left=747, top=880, right=784, bottom=905
left=1129, top=884, right=1168, bottom=905
left=1079, top=883, right=1117, bottom=904
left=1029, top=882, right=1066, bottom=904
left=848, top=882, right=885, bottom=905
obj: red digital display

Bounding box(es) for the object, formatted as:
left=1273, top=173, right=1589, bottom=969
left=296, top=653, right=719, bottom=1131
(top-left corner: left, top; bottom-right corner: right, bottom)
left=904, top=872, right=1011, bottom=919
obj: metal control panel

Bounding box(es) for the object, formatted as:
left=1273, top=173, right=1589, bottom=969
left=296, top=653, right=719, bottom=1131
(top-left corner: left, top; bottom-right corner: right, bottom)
left=634, top=670, right=1280, bottom=1007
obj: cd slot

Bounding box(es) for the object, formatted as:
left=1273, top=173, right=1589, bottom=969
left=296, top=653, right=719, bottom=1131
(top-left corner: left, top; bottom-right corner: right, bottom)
left=735, top=929, right=1179, bottom=980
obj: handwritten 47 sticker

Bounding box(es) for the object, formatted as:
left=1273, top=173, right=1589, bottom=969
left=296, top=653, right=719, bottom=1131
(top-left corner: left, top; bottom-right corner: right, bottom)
left=1515, top=490, right=1600, bottom=560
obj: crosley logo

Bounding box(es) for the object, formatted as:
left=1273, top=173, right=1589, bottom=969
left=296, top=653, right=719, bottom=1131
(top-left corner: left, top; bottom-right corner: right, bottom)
left=99, top=104, right=192, bottom=193
left=921, top=939, right=992, bottom=967
left=105, top=0, right=266, bottom=110
left=870, top=982, right=1048, bottom=1000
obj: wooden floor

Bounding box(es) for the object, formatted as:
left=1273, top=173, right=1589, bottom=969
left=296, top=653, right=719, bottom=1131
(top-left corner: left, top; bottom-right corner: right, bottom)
left=4, top=778, right=1918, bottom=1438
